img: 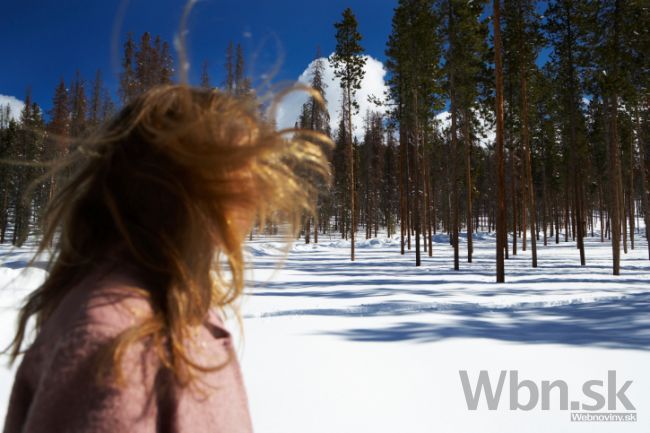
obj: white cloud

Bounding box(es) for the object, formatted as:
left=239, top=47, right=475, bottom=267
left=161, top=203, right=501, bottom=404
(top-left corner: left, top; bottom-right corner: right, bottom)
left=275, top=57, right=497, bottom=148
left=275, top=54, right=389, bottom=140
left=435, top=111, right=451, bottom=131
left=0, top=95, right=25, bottom=121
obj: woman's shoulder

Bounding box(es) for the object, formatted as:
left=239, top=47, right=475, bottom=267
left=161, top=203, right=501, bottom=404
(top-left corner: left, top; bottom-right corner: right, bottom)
left=80, top=270, right=153, bottom=332
left=36, top=266, right=153, bottom=348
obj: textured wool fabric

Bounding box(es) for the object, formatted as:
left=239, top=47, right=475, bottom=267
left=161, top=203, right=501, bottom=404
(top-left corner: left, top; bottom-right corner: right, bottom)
left=3, top=266, right=253, bottom=433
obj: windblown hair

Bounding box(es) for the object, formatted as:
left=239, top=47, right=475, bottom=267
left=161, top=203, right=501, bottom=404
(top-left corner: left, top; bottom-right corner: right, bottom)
left=6, top=84, right=331, bottom=385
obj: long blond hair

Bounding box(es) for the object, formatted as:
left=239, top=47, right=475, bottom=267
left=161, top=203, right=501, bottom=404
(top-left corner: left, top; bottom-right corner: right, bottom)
left=6, top=84, right=331, bottom=385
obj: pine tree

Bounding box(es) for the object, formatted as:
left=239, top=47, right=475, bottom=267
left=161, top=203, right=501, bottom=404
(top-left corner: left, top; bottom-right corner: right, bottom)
left=13, top=92, right=45, bottom=246
left=503, top=0, right=543, bottom=267
left=200, top=60, right=211, bottom=88
left=119, top=33, right=137, bottom=104
left=386, top=0, right=443, bottom=265
left=45, top=78, right=70, bottom=202
left=333, top=99, right=351, bottom=239
left=331, top=7, right=367, bottom=261
left=48, top=79, right=70, bottom=140
left=225, top=41, right=234, bottom=94
left=299, top=52, right=331, bottom=243
left=136, top=32, right=154, bottom=93
left=100, top=88, right=115, bottom=122
left=88, top=70, right=103, bottom=128
left=443, top=0, right=488, bottom=267
left=69, top=70, right=87, bottom=138
left=235, top=44, right=251, bottom=96
left=382, top=128, right=399, bottom=238
left=120, top=32, right=174, bottom=103
left=584, top=0, right=649, bottom=272
left=159, top=39, right=173, bottom=84
left=0, top=119, right=18, bottom=243
left=494, top=0, right=507, bottom=282
left=546, top=0, right=590, bottom=267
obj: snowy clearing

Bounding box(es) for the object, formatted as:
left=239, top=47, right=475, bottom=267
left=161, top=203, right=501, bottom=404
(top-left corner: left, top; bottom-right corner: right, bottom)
left=1, top=232, right=649, bottom=432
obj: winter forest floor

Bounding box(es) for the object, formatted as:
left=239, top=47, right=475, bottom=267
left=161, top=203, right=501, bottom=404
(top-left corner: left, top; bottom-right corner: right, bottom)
left=1, top=230, right=649, bottom=432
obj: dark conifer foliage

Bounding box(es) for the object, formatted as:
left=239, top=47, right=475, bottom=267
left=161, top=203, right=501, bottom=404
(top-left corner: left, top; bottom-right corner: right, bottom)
left=331, top=7, right=366, bottom=261
left=385, top=0, right=443, bottom=266
left=200, top=60, right=211, bottom=89
left=2, top=3, right=649, bottom=281
left=298, top=53, right=331, bottom=243
left=118, top=32, right=173, bottom=104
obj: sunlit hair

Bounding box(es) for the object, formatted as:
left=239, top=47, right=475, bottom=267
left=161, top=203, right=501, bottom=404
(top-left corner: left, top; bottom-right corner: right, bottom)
left=5, top=84, right=331, bottom=385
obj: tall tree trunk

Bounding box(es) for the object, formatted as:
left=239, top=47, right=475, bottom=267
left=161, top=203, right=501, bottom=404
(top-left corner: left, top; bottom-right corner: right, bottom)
left=507, top=76, right=517, bottom=257
left=347, top=86, right=355, bottom=261
left=599, top=185, right=605, bottom=242
left=511, top=146, right=517, bottom=256
left=622, top=187, right=628, bottom=253
left=448, top=0, right=460, bottom=270
left=636, top=106, right=650, bottom=259
left=562, top=0, right=585, bottom=265
left=608, top=93, right=622, bottom=274
left=400, top=102, right=406, bottom=255
left=414, top=94, right=422, bottom=267
left=518, top=21, right=537, bottom=267
left=0, top=188, right=7, bottom=244
left=424, top=149, right=435, bottom=257
left=405, top=128, right=411, bottom=251
left=494, top=0, right=506, bottom=282
left=607, top=0, right=624, bottom=274
left=555, top=201, right=560, bottom=244
left=629, top=142, right=635, bottom=250
left=450, top=90, right=460, bottom=270
left=463, top=109, right=473, bottom=263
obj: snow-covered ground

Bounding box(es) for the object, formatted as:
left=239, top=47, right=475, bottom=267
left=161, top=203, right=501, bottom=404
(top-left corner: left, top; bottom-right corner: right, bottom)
left=1, top=231, right=649, bottom=432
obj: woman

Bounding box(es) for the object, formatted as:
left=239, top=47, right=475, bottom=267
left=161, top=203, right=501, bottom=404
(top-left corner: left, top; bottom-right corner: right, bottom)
left=3, top=85, right=330, bottom=432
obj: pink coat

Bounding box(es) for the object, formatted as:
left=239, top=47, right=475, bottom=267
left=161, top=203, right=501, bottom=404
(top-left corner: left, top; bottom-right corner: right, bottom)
left=3, top=266, right=253, bottom=433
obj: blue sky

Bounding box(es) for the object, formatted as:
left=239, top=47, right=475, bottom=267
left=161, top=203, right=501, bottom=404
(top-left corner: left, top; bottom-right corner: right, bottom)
left=0, top=0, right=397, bottom=114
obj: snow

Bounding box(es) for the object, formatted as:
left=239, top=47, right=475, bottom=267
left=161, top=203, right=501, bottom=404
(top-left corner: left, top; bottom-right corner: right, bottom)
left=2, top=231, right=650, bottom=432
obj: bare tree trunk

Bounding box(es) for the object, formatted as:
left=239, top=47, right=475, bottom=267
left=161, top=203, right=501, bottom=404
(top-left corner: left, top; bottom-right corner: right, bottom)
left=506, top=75, right=517, bottom=258
left=414, top=94, right=422, bottom=267
left=450, top=91, right=460, bottom=270
left=542, top=155, right=548, bottom=246
left=0, top=188, right=7, bottom=244
left=405, top=128, right=411, bottom=251
left=347, top=86, right=356, bottom=261
left=519, top=36, right=537, bottom=266
left=621, top=125, right=628, bottom=253
left=599, top=185, right=605, bottom=242
left=564, top=188, right=569, bottom=242
left=463, top=108, right=473, bottom=263
left=494, top=0, right=506, bottom=282
left=636, top=106, right=650, bottom=259
left=608, top=93, right=622, bottom=275
left=629, top=142, right=635, bottom=250
left=555, top=201, right=560, bottom=244
left=400, top=108, right=406, bottom=255
left=427, top=158, right=433, bottom=256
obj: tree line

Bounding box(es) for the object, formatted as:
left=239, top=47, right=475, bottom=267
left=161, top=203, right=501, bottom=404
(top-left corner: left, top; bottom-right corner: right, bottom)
left=2, top=1, right=649, bottom=282
left=300, top=0, right=648, bottom=280
left=0, top=32, right=253, bottom=247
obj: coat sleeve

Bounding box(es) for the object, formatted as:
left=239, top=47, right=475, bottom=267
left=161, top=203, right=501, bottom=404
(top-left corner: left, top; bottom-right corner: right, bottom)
left=17, top=323, right=166, bottom=433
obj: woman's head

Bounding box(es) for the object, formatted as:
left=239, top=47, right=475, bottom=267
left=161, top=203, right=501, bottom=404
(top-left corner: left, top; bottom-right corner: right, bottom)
left=8, top=84, right=331, bottom=384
